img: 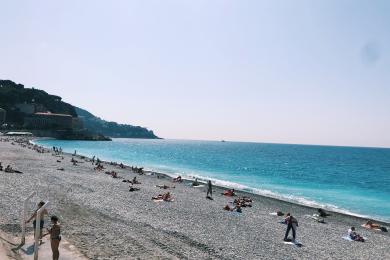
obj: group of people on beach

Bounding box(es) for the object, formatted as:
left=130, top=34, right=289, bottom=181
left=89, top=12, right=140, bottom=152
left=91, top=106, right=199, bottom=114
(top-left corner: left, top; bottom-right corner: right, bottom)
left=223, top=194, right=253, bottom=213
left=52, top=146, right=63, bottom=155
left=5, top=136, right=388, bottom=256
left=152, top=192, right=173, bottom=202
left=271, top=207, right=388, bottom=244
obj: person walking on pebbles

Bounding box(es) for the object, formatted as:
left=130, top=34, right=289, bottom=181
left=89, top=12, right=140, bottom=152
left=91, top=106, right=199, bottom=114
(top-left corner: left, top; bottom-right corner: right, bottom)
left=206, top=180, right=213, bottom=199
left=283, top=213, right=298, bottom=242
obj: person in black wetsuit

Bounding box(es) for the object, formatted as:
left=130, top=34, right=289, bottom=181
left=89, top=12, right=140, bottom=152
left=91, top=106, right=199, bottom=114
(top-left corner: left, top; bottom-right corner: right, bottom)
left=206, top=180, right=213, bottom=198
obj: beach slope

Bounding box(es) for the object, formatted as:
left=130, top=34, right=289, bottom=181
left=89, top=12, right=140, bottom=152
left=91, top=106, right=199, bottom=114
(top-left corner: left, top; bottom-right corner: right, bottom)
left=0, top=139, right=389, bottom=259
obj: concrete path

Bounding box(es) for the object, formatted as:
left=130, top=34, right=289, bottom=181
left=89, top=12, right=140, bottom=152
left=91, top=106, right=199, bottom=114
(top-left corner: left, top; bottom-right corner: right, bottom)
left=17, top=235, right=86, bottom=260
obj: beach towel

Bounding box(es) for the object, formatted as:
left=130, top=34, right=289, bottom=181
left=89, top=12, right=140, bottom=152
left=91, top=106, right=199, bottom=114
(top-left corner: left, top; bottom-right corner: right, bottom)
left=304, top=214, right=326, bottom=223
left=342, top=236, right=367, bottom=241
left=342, top=236, right=353, bottom=241
left=283, top=240, right=302, bottom=247
left=153, top=199, right=175, bottom=203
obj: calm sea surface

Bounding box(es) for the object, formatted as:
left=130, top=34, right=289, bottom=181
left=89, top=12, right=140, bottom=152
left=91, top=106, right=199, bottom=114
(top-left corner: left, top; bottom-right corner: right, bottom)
left=35, top=138, right=390, bottom=222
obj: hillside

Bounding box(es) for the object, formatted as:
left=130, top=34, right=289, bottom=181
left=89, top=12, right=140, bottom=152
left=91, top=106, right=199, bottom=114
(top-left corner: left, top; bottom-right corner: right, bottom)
left=75, top=107, right=158, bottom=139
left=0, top=80, right=76, bottom=125
left=0, top=80, right=159, bottom=139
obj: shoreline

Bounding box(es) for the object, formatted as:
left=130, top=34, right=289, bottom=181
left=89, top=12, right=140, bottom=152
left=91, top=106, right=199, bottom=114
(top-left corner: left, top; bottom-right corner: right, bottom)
left=1, top=136, right=389, bottom=259
left=33, top=138, right=390, bottom=225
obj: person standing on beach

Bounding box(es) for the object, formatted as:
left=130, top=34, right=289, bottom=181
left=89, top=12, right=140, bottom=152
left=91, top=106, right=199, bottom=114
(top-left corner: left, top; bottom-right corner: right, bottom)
left=26, top=201, right=48, bottom=244
left=207, top=180, right=213, bottom=198
left=44, top=215, right=61, bottom=260
left=283, top=213, right=298, bottom=242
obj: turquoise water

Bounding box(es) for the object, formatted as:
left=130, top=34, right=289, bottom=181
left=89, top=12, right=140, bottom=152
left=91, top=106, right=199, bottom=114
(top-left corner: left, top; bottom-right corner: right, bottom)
left=35, top=138, right=390, bottom=222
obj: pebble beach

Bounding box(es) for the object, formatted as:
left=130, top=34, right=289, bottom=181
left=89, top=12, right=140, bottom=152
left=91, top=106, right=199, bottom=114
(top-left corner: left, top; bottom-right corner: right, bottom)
left=0, top=137, right=389, bottom=259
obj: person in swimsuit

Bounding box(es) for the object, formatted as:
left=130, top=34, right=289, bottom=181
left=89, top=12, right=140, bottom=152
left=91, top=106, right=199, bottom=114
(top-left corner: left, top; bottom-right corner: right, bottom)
left=26, top=201, right=48, bottom=244
left=222, top=189, right=235, bottom=196
left=44, top=215, right=61, bottom=260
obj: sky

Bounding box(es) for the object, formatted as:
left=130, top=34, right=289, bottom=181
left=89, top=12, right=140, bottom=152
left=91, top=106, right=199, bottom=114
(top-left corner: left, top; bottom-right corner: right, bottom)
left=1, top=0, right=390, bottom=147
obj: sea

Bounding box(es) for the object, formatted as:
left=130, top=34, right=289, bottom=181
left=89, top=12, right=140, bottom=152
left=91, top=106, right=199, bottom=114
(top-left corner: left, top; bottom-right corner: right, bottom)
left=35, top=138, right=390, bottom=222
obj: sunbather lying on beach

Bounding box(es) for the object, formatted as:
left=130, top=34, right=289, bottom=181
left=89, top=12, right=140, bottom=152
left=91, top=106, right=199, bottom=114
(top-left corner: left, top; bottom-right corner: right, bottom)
left=233, top=197, right=252, bottom=207
left=152, top=192, right=173, bottom=202
left=5, top=165, right=23, bottom=173
left=129, top=186, right=140, bottom=192
left=156, top=184, right=175, bottom=189
left=130, top=177, right=141, bottom=184
left=173, top=176, right=182, bottom=183
left=222, top=189, right=236, bottom=196
left=317, top=208, right=331, bottom=218
left=308, top=214, right=325, bottom=223
left=362, top=221, right=388, bottom=232
left=348, top=227, right=365, bottom=242
left=223, top=204, right=242, bottom=213
left=192, top=178, right=200, bottom=187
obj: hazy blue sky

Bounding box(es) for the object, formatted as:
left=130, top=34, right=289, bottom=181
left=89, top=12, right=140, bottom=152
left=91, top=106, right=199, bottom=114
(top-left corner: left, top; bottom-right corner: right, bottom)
left=1, top=1, right=389, bottom=147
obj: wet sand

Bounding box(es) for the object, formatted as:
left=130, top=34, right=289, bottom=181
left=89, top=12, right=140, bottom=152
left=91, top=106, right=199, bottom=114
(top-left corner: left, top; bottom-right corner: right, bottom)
left=0, top=137, right=389, bottom=259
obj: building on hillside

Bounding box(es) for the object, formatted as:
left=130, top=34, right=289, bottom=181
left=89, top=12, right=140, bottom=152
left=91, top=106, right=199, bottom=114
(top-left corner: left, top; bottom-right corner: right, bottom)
left=24, top=112, right=73, bottom=130
left=0, top=108, right=6, bottom=124
left=15, top=103, right=47, bottom=114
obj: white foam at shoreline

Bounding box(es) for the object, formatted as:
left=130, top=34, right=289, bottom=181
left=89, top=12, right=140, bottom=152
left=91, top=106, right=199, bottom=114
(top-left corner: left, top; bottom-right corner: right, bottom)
left=152, top=170, right=381, bottom=218
left=145, top=168, right=386, bottom=222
